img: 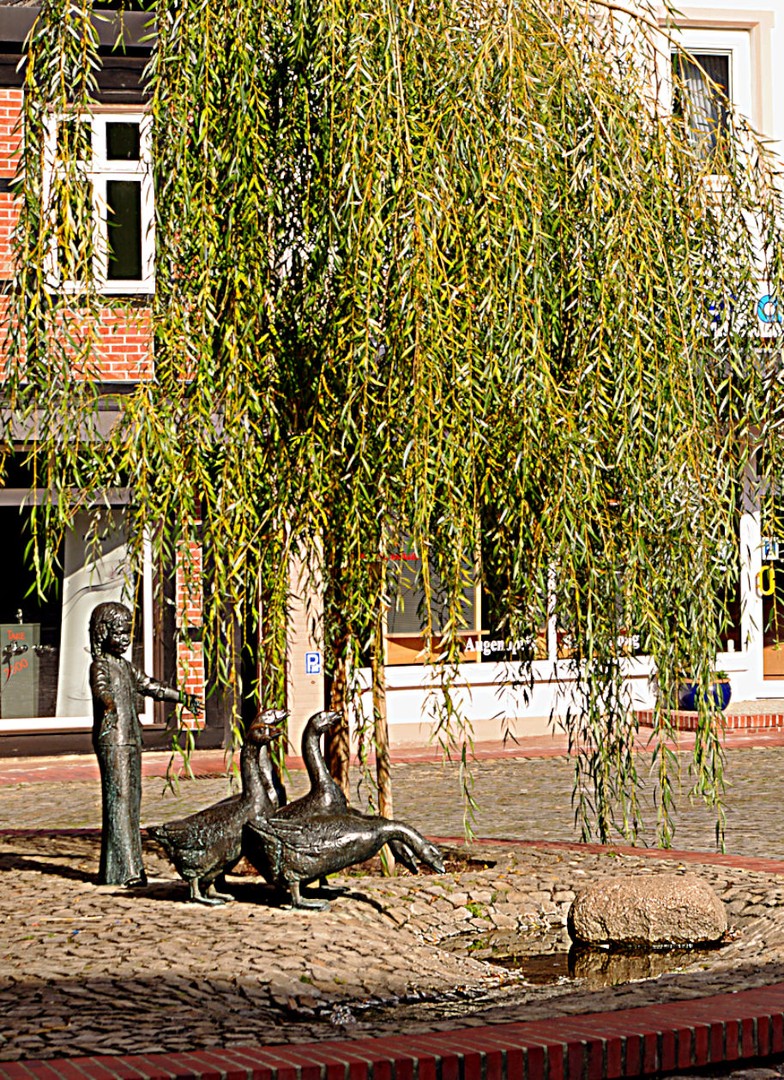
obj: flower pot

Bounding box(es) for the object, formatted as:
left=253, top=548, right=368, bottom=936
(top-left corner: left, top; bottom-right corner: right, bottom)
left=677, top=680, right=731, bottom=712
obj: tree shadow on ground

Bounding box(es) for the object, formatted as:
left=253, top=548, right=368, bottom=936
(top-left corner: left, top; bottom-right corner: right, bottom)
left=0, top=851, right=98, bottom=883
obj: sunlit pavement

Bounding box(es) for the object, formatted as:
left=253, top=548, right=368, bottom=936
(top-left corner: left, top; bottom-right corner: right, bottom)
left=5, top=734, right=784, bottom=1077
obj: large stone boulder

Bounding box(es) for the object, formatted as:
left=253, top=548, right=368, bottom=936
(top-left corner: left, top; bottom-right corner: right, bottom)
left=567, top=873, right=727, bottom=948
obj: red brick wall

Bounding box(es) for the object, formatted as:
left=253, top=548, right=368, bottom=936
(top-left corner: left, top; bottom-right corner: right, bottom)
left=0, top=89, right=22, bottom=170
left=90, top=307, right=154, bottom=380
left=176, top=540, right=205, bottom=725
left=0, top=299, right=154, bottom=379
left=0, top=89, right=154, bottom=379
left=0, top=89, right=21, bottom=280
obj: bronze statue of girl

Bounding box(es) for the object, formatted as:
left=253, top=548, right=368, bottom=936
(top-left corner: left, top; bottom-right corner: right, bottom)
left=89, top=601, right=202, bottom=887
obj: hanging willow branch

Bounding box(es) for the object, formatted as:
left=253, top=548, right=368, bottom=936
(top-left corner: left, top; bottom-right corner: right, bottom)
left=6, top=0, right=784, bottom=845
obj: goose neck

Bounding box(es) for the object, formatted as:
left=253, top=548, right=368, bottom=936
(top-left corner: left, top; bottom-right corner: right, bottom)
left=303, top=727, right=330, bottom=789
left=241, top=741, right=276, bottom=813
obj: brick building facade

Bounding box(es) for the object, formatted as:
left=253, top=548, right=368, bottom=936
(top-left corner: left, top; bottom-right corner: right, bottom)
left=0, top=3, right=209, bottom=755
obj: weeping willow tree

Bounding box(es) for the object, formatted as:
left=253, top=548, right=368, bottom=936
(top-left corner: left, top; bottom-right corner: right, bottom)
left=5, top=0, right=784, bottom=845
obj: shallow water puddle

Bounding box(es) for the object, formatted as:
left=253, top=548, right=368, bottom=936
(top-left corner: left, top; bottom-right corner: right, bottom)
left=443, top=924, right=725, bottom=989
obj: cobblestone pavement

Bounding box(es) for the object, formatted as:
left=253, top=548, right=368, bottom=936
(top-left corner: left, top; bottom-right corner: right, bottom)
left=2, top=830, right=784, bottom=1063
left=1, top=743, right=780, bottom=855
left=3, top=747, right=784, bottom=1065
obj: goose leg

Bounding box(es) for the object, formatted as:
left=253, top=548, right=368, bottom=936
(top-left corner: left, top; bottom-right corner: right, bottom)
left=289, top=878, right=328, bottom=910
left=189, top=877, right=226, bottom=906
left=205, top=882, right=234, bottom=902
left=318, top=876, right=348, bottom=896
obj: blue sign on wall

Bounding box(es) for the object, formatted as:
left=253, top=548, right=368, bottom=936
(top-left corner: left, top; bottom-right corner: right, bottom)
left=305, top=651, right=322, bottom=675
left=757, top=294, right=783, bottom=324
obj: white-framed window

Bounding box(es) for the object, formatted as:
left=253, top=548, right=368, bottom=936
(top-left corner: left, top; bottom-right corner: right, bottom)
left=44, top=110, right=154, bottom=295
left=670, top=28, right=753, bottom=160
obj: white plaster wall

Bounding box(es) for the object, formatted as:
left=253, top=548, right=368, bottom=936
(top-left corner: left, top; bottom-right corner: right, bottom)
left=352, top=658, right=662, bottom=745
left=285, top=553, right=325, bottom=756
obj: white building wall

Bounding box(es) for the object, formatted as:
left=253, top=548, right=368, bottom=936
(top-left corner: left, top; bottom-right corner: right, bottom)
left=285, top=554, right=325, bottom=755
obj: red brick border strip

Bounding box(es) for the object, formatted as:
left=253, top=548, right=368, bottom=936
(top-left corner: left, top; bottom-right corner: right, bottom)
left=3, top=984, right=784, bottom=1080
left=8, top=728, right=784, bottom=786
left=637, top=709, right=784, bottom=731
left=427, top=835, right=784, bottom=875
left=7, top=828, right=784, bottom=876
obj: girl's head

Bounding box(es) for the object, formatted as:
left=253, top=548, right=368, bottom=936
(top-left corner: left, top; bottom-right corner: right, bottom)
left=90, top=602, right=132, bottom=658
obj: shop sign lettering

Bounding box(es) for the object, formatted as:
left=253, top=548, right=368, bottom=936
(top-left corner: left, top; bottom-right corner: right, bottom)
left=617, top=634, right=641, bottom=652
left=463, top=637, right=531, bottom=656
left=758, top=566, right=777, bottom=596
left=360, top=552, right=418, bottom=561
left=757, top=294, right=782, bottom=324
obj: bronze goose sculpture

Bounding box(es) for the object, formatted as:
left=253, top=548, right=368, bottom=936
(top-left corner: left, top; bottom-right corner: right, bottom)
left=148, top=709, right=286, bottom=905
left=274, top=708, right=420, bottom=875
left=275, top=709, right=343, bottom=820
left=245, top=811, right=445, bottom=909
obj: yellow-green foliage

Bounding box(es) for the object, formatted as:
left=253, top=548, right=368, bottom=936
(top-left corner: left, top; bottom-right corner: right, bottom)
left=6, top=0, right=784, bottom=846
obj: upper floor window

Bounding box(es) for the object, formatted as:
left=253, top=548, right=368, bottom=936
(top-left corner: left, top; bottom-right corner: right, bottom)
left=673, top=51, right=730, bottom=158
left=45, top=111, right=154, bottom=295
left=670, top=28, right=752, bottom=164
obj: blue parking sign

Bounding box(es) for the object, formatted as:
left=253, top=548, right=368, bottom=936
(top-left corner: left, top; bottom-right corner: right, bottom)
left=305, top=651, right=322, bottom=675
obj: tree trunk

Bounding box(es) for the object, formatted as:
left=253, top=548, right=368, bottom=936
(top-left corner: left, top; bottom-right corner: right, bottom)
left=324, top=635, right=351, bottom=801
left=372, top=637, right=394, bottom=874
left=370, top=556, right=394, bottom=874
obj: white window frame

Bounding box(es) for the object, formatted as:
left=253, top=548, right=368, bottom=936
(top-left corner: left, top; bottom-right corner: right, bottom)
left=44, top=109, right=155, bottom=295
left=669, top=27, right=753, bottom=127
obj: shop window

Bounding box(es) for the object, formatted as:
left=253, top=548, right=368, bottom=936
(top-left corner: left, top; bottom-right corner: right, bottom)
left=45, top=112, right=154, bottom=294
left=472, top=588, right=548, bottom=664
left=385, top=548, right=479, bottom=665
left=0, top=490, right=147, bottom=725
left=0, top=509, right=61, bottom=719
left=383, top=551, right=553, bottom=666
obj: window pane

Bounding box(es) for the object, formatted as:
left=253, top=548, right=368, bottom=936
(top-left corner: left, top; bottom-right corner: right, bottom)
left=106, top=122, right=141, bottom=162
left=57, top=118, right=91, bottom=163
left=106, top=179, right=142, bottom=280
left=673, top=52, right=730, bottom=159
left=57, top=178, right=93, bottom=281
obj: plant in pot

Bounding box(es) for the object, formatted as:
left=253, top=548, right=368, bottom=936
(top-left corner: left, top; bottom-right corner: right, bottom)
left=677, top=670, right=731, bottom=712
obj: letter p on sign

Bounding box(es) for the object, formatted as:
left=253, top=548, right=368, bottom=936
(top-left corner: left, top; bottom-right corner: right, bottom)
left=305, top=651, right=322, bottom=675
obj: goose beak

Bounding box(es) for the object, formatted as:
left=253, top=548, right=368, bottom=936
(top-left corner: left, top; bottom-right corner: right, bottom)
left=260, top=709, right=289, bottom=724
left=247, top=719, right=285, bottom=742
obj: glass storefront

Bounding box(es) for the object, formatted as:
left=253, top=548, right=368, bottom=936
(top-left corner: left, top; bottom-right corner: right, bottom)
left=385, top=548, right=480, bottom=665
left=0, top=500, right=146, bottom=725
left=0, top=507, right=60, bottom=719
